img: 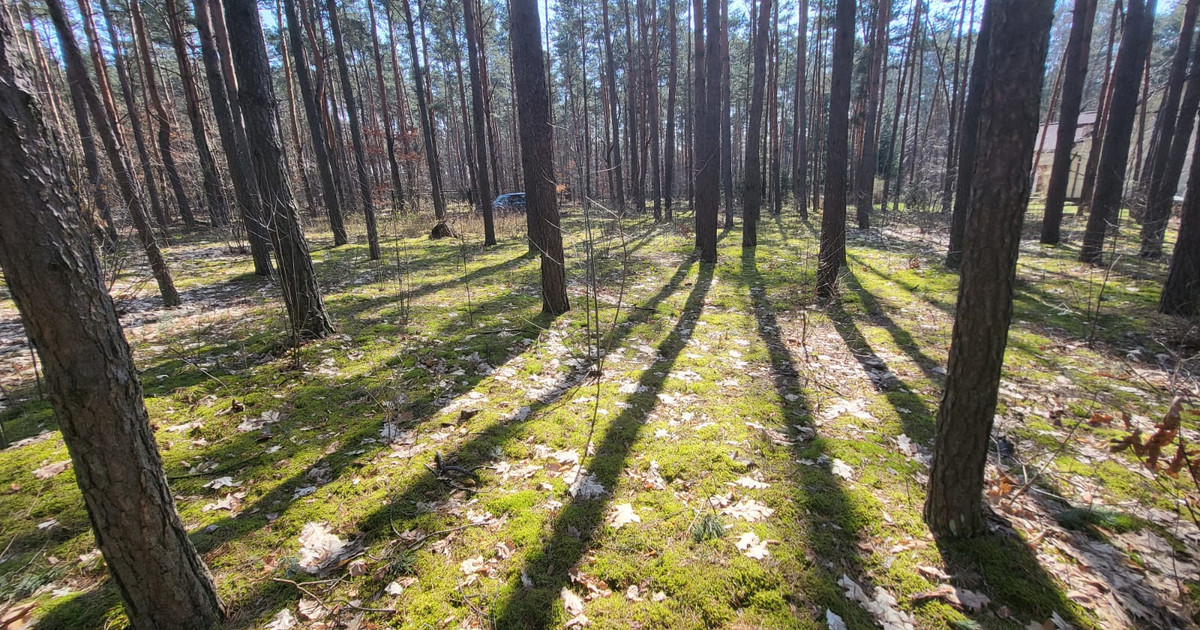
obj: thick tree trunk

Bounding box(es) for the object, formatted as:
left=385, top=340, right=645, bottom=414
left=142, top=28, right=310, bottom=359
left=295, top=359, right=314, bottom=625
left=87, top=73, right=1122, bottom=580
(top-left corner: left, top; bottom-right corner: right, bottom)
left=281, top=0, right=347, bottom=245
left=195, top=0, right=272, bottom=275
left=224, top=0, right=334, bottom=339
left=166, top=0, right=230, bottom=228
left=326, top=0, right=380, bottom=259
left=131, top=0, right=195, bottom=229
left=464, top=0, right=496, bottom=246
left=4, top=14, right=223, bottom=629
left=693, top=0, right=721, bottom=263
left=1161, top=125, right=1200, bottom=315
left=814, top=0, right=854, bottom=297
left=924, top=0, right=1054, bottom=539
left=854, top=0, right=891, bottom=230
left=1081, top=0, right=1156, bottom=263
left=742, top=0, right=772, bottom=248
left=1041, top=0, right=1098, bottom=245
left=49, top=0, right=180, bottom=308
left=1140, top=0, right=1200, bottom=257
left=510, top=0, right=569, bottom=315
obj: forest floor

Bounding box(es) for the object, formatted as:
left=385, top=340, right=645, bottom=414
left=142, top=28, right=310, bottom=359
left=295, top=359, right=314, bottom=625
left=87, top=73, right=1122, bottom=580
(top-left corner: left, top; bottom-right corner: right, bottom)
left=0, top=204, right=1198, bottom=630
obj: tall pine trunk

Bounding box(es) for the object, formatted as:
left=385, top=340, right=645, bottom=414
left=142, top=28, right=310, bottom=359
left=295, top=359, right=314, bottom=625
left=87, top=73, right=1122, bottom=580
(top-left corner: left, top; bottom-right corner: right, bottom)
left=815, top=0, right=854, bottom=297
left=742, top=0, right=772, bottom=248
left=924, top=0, right=1054, bottom=539
left=224, top=0, right=334, bottom=339
left=854, top=0, right=891, bottom=230
left=664, top=0, right=678, bottom=222
left=464, top=0, right=496, bottom=246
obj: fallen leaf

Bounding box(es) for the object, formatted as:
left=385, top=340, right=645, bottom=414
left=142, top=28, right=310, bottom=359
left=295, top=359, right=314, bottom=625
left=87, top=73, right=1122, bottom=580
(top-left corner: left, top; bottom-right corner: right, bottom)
left=32, top=460, right=71, bottom=480
left=608, top=503, right=641, bottom=529
left=562, top=587, right=585, bottom=616
left=264, top=608, right=296, bottom=630
left=826, top=608, right=848, bottom=630
left=735, top=532, right=770, bottom=559
left=722, top=499, right=774, bottom=523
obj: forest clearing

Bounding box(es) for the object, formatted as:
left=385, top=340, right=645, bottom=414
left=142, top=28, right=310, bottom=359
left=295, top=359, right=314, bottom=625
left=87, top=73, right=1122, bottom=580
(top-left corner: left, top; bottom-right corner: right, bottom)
left=0, top=209, right=1196, bottom=629
left=3, top=0, right=1200, bottom=625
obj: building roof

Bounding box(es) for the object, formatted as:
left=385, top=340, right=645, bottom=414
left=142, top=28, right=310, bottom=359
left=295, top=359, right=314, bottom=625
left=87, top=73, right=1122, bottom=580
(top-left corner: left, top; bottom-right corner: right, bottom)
left=1035, top=110, right=1099, bottom=154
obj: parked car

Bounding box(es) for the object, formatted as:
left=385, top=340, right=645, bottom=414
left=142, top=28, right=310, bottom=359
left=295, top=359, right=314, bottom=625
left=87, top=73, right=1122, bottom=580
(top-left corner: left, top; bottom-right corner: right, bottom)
left=491, top=192, right=527, bottom=213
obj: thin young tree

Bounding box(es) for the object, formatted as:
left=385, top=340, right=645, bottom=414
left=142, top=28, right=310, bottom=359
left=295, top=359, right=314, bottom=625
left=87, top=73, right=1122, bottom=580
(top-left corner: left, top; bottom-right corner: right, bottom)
left=224, top=0, right=334, bottom=339
left=601, top=0, right=626, bottom=213
left=48, top=0, right=181, bottom=308
left=165, top=0, right=230, bottom=228
left=720, top=0, right=733, bottom=228
left=791, top=0, right=808, bottom=219
left=814, top=0, right=854, bottom=297
left=0, top=14, right=224, bottom=627
left=325, top=0, right=380, bottom=260
left=1080, top=0, right=1156, bottom=264
left=510, top=0, right=569, bottom=314
left=742, top=0, right=772, bottom=248
left=367, top=0, right=405, bottom=212
left=464, top=0, right=496, bottom=246
left=1040, top=0, right=1098, bottom=245
left=131, top=0, right=195, bottom=229
left=401, top=0, right=451, bottom=236
left=281, top=0, right=348, bottom=245
left=664, top=0, right=678, bottom=222
left=924, top=0, right=1054, bottom=539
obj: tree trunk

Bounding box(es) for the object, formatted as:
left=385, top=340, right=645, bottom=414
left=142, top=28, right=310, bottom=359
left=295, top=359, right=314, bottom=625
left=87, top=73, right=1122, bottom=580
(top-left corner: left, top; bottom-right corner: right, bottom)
left=464, top=0, right=496, bottom=246
left=401, top=0, right=450, bottom=233
left=1079, top=0, right=1121, bottom=211
left=693, top=0, right=721, bottom=263
left=664, top=0, right=678, bottom=222
left=75, top=0, right=120, bottom=243
left=1080, top=0, right=1156, bottom=264
left=510, top=0, right=569, bottom=315
left=0, top=24, right=223, bottom=625
left=945, top=0, right=991, bottom=269
left=650, top=0, right=663, bottom=222
left=166, top=0, right=230, bottom=228
left=854, top=0, right=891, bottom=230
left=1140, top=0, right=1200, bottom=257
left=814, top=0, right=854, bottom=297
left=368, top=0, right=405, bottom=212
left=601, top=0, right=626, bottom=213
left=131, top=0, right=195, bottom=229
left=49, top=0, right=180, bottom=308
left=224, top=0, right=334, bottom=339
left=742, top=0, right=771, bottom=248
left=281, top=0, right=347, bottom=245
left=792, top=0, right=808, bottom=219
left=1041, top=0, right=1098, bottom=245
left=326, top=0, right=380, bottom=259
left=720, top=0, right=733, bottom=228
left=924, top=0, right=1054, bottom=539
left=1160, top=124, right=1200, bottom=315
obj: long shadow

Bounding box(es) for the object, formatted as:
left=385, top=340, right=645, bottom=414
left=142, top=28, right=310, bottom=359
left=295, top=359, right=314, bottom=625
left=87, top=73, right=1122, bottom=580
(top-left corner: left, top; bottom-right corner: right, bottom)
left=741, top=248, right=879, bottom=626
left=487, top=262, right=714, bottom=628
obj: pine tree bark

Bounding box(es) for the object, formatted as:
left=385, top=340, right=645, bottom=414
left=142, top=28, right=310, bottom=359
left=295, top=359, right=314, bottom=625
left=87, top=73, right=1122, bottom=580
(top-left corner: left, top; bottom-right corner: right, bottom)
left=720, top=0, right=734, bottom=228
left=1079, top=0, right=1121, bottom=210
left=49, top=0, right=180, bottom=308
left=1144, top=36, right=1200, bottom=257
left=510, top=0, right=569, bottom=315
left=326, top=0, right=380, bottom=259
left=75, top=0, right=121, bottom=243
left=601, top=0, right=626, bottom=213
left=464, top=0, right=496, bottom=246
left=1140, top=0, right=1200, bottom=257
left=742, top=0, right=772, bottom=248
left=401, top=0, right=450, bottom=234
left=224, top=0, right=334, bottom=339
left=1160, top=124, right=1200, bottom=315
left=854, top=0, right=891, bottom=230
left=1081, top=0, right=1156, bottom=263
left=650, top=0, right=664, bottom=222
left=945, top=0, right=991, bottom=269
left=166, top=0, right=230, bottom=228
left=664, top=0, right=678, bottom=222
left=924, top=0, right=1054, bottom=539
left=194, top=0, right=272, bottom=275
left=1041, top=0, right=1098, bottom=245
left=0, top=26, right=224, bottom=626
left=792, top=0, right=808, bottom=219
left=281, top=0, right=348, bottom=245
left=131, top=0, right=195, bottom=229
left=693, top=0, right=721, bottom=263
left=814, top=0, right=854, bottom=297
